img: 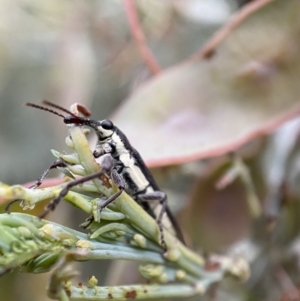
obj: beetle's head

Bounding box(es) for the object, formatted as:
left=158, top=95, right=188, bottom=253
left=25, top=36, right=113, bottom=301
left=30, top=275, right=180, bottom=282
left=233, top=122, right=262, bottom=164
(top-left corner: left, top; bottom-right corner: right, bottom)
left=26, top=101, right=116, bottom=140
left=64, top=116, right=115, bottom=140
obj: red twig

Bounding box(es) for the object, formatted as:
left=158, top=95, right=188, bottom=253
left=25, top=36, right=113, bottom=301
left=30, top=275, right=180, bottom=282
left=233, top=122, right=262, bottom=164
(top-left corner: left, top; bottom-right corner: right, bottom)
left=275, top=266, right=300, bottom=301
left=191, top=0, right=275, bottom=60
left=122, top=0, right=161, bottom=75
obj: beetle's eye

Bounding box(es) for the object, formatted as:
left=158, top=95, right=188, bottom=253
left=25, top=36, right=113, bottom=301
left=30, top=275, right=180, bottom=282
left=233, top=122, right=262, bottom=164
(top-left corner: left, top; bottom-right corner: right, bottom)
left=101, top=119, right=114, bottom=130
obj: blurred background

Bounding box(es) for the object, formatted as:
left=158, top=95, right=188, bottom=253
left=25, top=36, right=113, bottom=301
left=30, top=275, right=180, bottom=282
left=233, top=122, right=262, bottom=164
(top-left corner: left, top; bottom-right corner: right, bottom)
left=2, top=0, right=300, bottom=300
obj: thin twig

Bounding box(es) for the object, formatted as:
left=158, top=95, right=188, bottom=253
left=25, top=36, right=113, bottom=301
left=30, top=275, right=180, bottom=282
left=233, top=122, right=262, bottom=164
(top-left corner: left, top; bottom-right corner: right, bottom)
left=191, top=0, right=275, bottom=60
left=216, top=154, right=262, bottom=218
left=275, top=266, right=300, bottom=301
left=122, top=0, right=161, bottom=75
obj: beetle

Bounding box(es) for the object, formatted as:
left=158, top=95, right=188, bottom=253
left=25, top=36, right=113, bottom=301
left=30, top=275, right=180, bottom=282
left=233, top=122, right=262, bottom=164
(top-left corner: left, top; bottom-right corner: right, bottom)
left=16, top=101, right=185, bottom=247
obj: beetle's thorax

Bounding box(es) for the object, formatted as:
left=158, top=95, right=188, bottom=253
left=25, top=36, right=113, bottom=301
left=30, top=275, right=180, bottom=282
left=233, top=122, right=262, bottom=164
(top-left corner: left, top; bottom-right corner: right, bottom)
left=95, top=130, right=151, bottom=195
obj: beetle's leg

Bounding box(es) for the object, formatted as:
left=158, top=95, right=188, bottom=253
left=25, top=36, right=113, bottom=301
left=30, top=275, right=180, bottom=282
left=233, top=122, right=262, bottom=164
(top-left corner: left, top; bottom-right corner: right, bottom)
left=82, top=169, right=125, bottom=228
left=30, top=160, right=67, bottom=189
left=39, top=154, right=114, bottom=218
left=137, top=191, right=167, bottom=250
left=99, top=169, right=125, bottom=210
left=5, top=160, right=67, bottom=213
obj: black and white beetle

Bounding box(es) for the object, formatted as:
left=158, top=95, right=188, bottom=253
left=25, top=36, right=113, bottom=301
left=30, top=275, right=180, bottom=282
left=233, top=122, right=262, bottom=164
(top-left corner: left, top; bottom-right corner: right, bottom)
left=18, top=101, right=185, bottom=247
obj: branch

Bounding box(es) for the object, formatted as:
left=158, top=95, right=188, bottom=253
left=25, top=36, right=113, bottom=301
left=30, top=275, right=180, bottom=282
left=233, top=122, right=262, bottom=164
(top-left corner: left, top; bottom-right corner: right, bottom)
left=122, top=0, right=161, bottom=75
left=191, top=0, right=275, bottom=60
left=0, top=125, right=250, bottom=300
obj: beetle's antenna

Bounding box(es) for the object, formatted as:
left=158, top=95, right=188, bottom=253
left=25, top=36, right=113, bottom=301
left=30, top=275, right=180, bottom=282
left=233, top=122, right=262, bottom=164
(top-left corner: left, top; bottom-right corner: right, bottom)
left=43, top=100, right=91, bottom=117
left=42, top=100, right=75, bottom=116
left=26, top=103, right=66, bottom=118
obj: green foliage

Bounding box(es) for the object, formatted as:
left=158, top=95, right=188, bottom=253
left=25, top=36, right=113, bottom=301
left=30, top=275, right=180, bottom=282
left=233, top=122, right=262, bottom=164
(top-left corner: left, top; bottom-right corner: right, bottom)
left=0, top=126, right=248, bottom=300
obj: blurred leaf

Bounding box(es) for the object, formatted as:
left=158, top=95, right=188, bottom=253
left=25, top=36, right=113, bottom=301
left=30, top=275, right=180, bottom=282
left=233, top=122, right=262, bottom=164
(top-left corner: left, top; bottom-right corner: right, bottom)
left=113, top=0, right=300, bottom=167
left=180, top=167, right=250, bottom=252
